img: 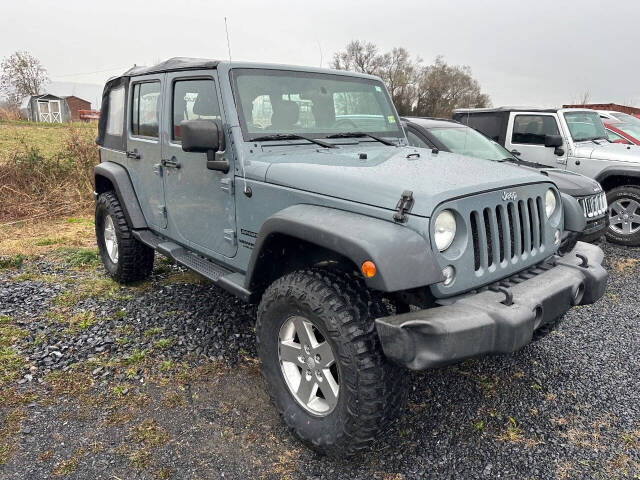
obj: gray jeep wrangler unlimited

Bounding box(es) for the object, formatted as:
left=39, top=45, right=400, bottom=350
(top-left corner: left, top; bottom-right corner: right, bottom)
left=94, top=58, right=607, bottom=456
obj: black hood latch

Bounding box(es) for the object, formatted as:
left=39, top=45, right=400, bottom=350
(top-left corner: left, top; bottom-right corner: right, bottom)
left=393, top=190, right=414, bottom=223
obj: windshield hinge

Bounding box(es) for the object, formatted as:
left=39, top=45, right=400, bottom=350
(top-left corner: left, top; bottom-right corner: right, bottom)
left=393, top=190, right=414, bottom=223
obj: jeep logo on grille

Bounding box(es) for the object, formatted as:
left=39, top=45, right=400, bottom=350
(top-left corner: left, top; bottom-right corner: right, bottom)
left=501, top=191, right=518, bottom=201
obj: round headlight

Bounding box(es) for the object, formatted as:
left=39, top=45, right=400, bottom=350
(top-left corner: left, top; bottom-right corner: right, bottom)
left=545, top=189, right=557, bottom=218
left=434, top=210, right=456, bottom=252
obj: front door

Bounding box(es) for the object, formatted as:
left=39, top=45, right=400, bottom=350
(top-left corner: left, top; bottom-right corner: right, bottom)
left=504, top=113, right=568, bottom=167
left=161, top=72, right=237, bottom=258
left=126, top=74, right=167, bottom=229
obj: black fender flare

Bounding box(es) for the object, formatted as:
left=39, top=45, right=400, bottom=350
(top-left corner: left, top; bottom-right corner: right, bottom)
left=561, top=192, right=586, bottom=233
left=594, top=166, right=640, bottom=186
left=94, top=162, right=147, bottom=229
left=246, top=204, right=444, bottom=292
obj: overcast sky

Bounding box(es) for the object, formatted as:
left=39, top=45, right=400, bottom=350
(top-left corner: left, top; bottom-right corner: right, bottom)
left=3, top=0, right=639, bottom=108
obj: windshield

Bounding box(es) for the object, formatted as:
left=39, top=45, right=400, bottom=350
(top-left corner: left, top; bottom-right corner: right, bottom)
left=232, top=69, right=403, bottom=140
left=429, top=126, right=514, bottom=161
left=613, top=123, right=640, bottom=141
left=563, top=111, right=607, bottom=142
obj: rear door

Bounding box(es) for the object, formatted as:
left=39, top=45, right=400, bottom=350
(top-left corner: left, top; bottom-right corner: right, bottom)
left=161, top=71, right=237, bottom=258
left=126, top=74, right=167, bottom=229
left=504, top=112, right=568, bottom=167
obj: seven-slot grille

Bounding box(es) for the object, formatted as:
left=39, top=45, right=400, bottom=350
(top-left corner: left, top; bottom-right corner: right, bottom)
left=470, top=195, right=546, bottom=272
left=578, top=192, right=607, bottom=219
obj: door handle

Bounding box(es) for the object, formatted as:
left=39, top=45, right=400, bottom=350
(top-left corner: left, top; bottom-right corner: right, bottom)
left=162, top=157, right=181, bottom=169
left=510, top=149, right=521, bottom=156
left=126, top=150, right=141, bottom=159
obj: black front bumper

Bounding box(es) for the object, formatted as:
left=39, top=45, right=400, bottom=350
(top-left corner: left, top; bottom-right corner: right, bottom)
left=375, top=242, right=607, bottom=370
left=579, top=215, right=609, bottom=243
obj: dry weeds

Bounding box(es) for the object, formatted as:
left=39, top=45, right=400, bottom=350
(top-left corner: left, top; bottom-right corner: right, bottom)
left=0, top=121, right=97, bottom=222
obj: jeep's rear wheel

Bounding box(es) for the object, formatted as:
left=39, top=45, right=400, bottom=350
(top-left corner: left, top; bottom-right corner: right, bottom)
left=256, top=269, right=407, bottom=457
left=606, top=186, right=640, bottom=246
left=95, top=191, right=154, bottom=283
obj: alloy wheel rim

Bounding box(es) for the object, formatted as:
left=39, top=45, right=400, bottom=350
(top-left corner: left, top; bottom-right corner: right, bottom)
left=609, top=198, right=640, bottom=236
left=278, top=315, right=339, bottom=416
left=103, top=215, right=119, bottom=263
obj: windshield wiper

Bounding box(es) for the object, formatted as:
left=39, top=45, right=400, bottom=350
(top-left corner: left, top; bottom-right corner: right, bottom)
left=574, top=136, right=608, bottom=143
left=502, top=157, right=548, bottom=168
left=249, top=133, right=336, bottom=149
left=325, top=132, right=396, bottom=146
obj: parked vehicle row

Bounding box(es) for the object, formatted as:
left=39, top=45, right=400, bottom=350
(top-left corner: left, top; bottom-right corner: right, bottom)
left=94, top=59, right=607, bottom=457
left=453, top=107, right=640, bottom=246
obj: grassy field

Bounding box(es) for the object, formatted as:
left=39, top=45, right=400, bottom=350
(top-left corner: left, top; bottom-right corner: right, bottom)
left=0, top=120, right=96, bottom=162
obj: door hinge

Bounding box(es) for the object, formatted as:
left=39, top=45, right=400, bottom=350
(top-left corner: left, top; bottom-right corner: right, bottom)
left=393, top=190, right=414, bottom=223
left=153, top=163, right=163, bottom=176
left=224, top=229, right=236, bottom=245
left=220, top=177, right=234, bottom=194
left=160, top=205, right=167, bottom=218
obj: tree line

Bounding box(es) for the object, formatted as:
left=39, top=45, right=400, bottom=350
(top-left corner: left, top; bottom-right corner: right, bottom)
left=0, top=45, right=491, bottom=118
left=331, top=40, right=490, bottom=117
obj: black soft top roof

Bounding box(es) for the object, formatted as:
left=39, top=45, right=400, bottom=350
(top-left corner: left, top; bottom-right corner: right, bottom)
left=121, top=57, right=220, bottom=77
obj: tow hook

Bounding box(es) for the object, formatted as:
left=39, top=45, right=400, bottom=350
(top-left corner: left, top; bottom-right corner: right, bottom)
left=490, top=286, right=514, bottom=306
left=576, top=253, right=589, bottom=268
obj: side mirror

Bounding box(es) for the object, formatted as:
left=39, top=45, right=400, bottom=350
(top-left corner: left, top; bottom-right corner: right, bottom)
left=181, top=119, right=222, bottom=153
left=180, top=119, right=229, bottom=173
left=544, top=134, right=563, bottom=148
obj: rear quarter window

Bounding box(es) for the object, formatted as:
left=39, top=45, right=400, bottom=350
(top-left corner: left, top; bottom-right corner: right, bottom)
left=106, top=87, right=124, bottom=136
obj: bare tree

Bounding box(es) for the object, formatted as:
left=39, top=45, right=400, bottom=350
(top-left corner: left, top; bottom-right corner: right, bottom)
left=331, top=40, right=382, bottom=75
left=332, top=42, right=490, bottom=118
left=377, top=47, right=419, bottom=115
left=0, top=51, right=49, bottom=109
left=414, top=56, right=490, bottom=117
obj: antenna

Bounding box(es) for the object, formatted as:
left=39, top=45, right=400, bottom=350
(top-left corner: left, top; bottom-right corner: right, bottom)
left=224, top=17, right=250, bottom=195
left=224, top=17, right=232, bottom=63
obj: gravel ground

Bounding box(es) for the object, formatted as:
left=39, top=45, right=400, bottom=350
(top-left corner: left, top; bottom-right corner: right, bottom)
left=0, top=241, right=638, bottom=479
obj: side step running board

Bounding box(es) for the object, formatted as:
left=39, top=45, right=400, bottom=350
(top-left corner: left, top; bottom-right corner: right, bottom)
left=133, top=230, right=252, bottom=302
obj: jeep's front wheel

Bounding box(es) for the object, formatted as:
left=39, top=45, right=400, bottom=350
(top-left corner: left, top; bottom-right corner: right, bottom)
left=95, top=191, right=154, bottom=283
left=256, top=269, right=407, bottom=457
left=606, top=186, right=640, bottom=247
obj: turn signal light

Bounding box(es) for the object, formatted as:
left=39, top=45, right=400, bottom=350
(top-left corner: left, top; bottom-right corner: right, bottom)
left=361, top=260, right=377, bottom=278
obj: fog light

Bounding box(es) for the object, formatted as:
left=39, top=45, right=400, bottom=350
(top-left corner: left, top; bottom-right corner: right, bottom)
left=442, top=265, right=455, bottom=286
left=554, top=229, right=561, bottom=245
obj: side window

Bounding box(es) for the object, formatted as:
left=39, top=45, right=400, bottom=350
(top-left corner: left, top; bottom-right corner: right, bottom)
left=172, top=79, right=221, bottom=141
left=106, top=87, right=124, bottom=136
left=512, top=115, right=560, bottom=145
left=406, top=129, right=430, bottom=148
left=131, top=82, right=161, bottom=138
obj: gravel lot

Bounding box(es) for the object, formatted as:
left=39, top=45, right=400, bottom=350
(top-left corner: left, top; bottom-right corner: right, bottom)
left=0, top=237, right=638, bottom=479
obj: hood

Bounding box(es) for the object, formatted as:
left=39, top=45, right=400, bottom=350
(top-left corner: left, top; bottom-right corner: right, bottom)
left=536, top=168, right=602, bottom=197
left=260, top=145, right=548, bottom=217
left=574, top=140, right=640, bottom=164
